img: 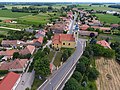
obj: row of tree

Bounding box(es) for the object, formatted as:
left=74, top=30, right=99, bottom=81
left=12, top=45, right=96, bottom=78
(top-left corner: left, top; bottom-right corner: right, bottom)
left=34, top=47, right=50, bottom=77
left=63, top=47, right=99, bottom=90
left=110, top=42, right=120, bottom=62
left=63, top=42, right=115, bottom=90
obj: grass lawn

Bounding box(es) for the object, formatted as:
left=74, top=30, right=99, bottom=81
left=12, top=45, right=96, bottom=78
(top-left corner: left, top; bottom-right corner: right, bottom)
left=48, top=51, right=55, bottom=62
left=0, top=22, right=29, bottom=29
left=31, top=77, right=45, bottom=90
left=94, top=14, right=120, bottom=24
left=77, top=4, right=120, bottom=11
left=97, top=34, right=120, bottom=42
left=18, top=12, right=61, bottom=25
left=0, top=10, right=30, bottom=18
left=53, top=52, right=62, bottom=67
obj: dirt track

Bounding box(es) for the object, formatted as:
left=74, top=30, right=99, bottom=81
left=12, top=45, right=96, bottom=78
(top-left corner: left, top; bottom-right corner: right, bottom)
left=96, top=57, right=120, bottom=90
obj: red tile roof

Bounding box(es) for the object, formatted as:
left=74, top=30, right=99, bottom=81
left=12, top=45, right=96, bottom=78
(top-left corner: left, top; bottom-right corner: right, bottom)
left=92, top=26, right=111, bottom=31
left=0, top=59, right=28, bottom=70
left=19, top=45, right=35, bottom=55
left=0, top=72, right=20, bottom=90
left=0, top=50, right=18, bottom=56
left=37, top=37, right=43, bottom=44
left=97, top=40, right=111, bottom=49
left=52, top=34, right=75, bottom=44
left=1, top=40, right=17, bottom=45
left=3, top=20, right=12, bottom=23
left=80, top=24, right=89, bottom=31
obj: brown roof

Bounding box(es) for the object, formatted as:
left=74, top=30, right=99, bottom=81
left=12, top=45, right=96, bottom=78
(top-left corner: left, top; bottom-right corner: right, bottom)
left=92, top=26, right=111, bottom=31
left=19, top=45, right=35, bottom=55
left=97, top=40, right=111, bottom=49
left=111, top=24, right=120, bottom=28
left=0, top=59, right=28, bottom=70
left=52, top=34, right=75, bottom=44
left=1, top=40, right=17, bottom=45
left=80, top=24, right=90, bottom=31
left=0, top=50, right=18, bottom=56
left=79, top=31, right=98, bottom=36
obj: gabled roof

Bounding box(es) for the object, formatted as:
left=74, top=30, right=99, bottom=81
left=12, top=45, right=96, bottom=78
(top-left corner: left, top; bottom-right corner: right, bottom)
left=80, top=24, right=89, bottom=31
left=0, top=50, right=18, bottom=56
left=19, top=45, right=35, bottom=55
left=52, top=34, right=75, bottom=44
left=0, top=59, right=28, bottom=70
left=0, top=72, right=20, bottom=90
left=1, top=40, right=17, bottom=45
left=97, top=40, right=111, bottom=49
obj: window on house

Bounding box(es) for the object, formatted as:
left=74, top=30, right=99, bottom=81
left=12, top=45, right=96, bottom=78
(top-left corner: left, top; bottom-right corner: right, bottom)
left=53, top=44, right=54, bottom=45
left=57, top=44, right=58, bottom=45
left=75, top=32, right=77, bottom=34
left=68, top=43, right=70, bottom=45
left=63, top=43, right=65, bottom=45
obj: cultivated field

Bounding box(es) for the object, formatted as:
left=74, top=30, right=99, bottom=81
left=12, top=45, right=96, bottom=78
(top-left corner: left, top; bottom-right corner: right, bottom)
left=96, top=57, right=120, bottom=90
left=95, top=14, right=120, bottom=24
left=77, top=4, right=120, bottom=11
left=0, top=10, right=30, bottom=18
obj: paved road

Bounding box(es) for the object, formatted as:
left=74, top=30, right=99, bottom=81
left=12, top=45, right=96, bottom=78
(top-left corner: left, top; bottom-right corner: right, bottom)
left=16, top=70, right=35, bottom=90
left=0, top=26, right=21, bottom=31
left=67, top=12, right=77, bottom=34
left=38, top=39, right=86, bottom=90
left=43, top=40, right=52, bottom=50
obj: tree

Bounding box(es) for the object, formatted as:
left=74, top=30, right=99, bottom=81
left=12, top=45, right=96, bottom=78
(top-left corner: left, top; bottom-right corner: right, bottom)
left=72, top=71, right=82, bottom=82
left=44, top=47, right=50, bottom=54
left=89, top=33, right=95, bottom=38
left=103, top=49, right=115, bottom=58
left=63, top=78, right=80, bottom=90
left=79, top=56, right=90, bottom=66
left=76, top=62, right=86, bottom=74
left=34, top=57, right=50, bottom=77
left=13, top=52, right=19, bottom=60
left=89, top=38, right=97, bottom=44
left=88, top=68, right=99, bottom=81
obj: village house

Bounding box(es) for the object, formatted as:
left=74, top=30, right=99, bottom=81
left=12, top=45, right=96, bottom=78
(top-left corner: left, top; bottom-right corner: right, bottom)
left=0, top=50, right=18, bottom=60
left=79, top=31, right=98, bottom=36
left=52, top=34, right=76, bottom=49
left=0, top=72, right=21, bottom=90
left=49, top=22, right=66, bottom=34
left=1, top=40, right=25, bottom=48
left=27, top=37, right=43, bottom=47
left=79, top=24, right=90, bottom=31
left=3, top=20, right=17, bottom=23
left=97, top=40, right=111, bottom=49
left=111, top=24, right=120, bottom=29
left=92, top=26, right=111, bottom=33
left=0, top=59, right=29, bottom=72
left=19, top=45, right=35, bottom=55
left=35, top=30, right=46, bottom=38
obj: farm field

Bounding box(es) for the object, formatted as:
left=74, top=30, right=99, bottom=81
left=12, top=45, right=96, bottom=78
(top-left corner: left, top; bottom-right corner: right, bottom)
left=97, top=34, right=120, bottom=42
left=18, top=12, right=61, bottom=25
left=5, top=5, right=30, bottom=9
left=77, top=4, right=120, bottom=11
left=94, top=14, right=120, bottom=24
left=96, top=57, right=120, bottom=90
left=0, top=10, right=30, bottom=18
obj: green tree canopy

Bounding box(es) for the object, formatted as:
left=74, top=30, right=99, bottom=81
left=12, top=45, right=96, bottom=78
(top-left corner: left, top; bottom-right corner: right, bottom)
left=63, top=78, right=81, bottom=90
left=72, top=71, right=82, bottom=82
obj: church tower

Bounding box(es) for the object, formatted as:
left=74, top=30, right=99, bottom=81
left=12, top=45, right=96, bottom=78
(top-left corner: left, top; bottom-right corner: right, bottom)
left=73, top=23, right=79, bottom=43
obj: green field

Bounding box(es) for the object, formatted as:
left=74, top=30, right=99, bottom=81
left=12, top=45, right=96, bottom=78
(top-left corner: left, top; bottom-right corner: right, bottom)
left=0, top=10, right=30, bottom=18
left=18, top=12, right=61, bottom=25
left=77, top=4, right=120, bottom=12
left=5, top=5, right=30, bottom=9
left=95, top=14, right=120, bottom=24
